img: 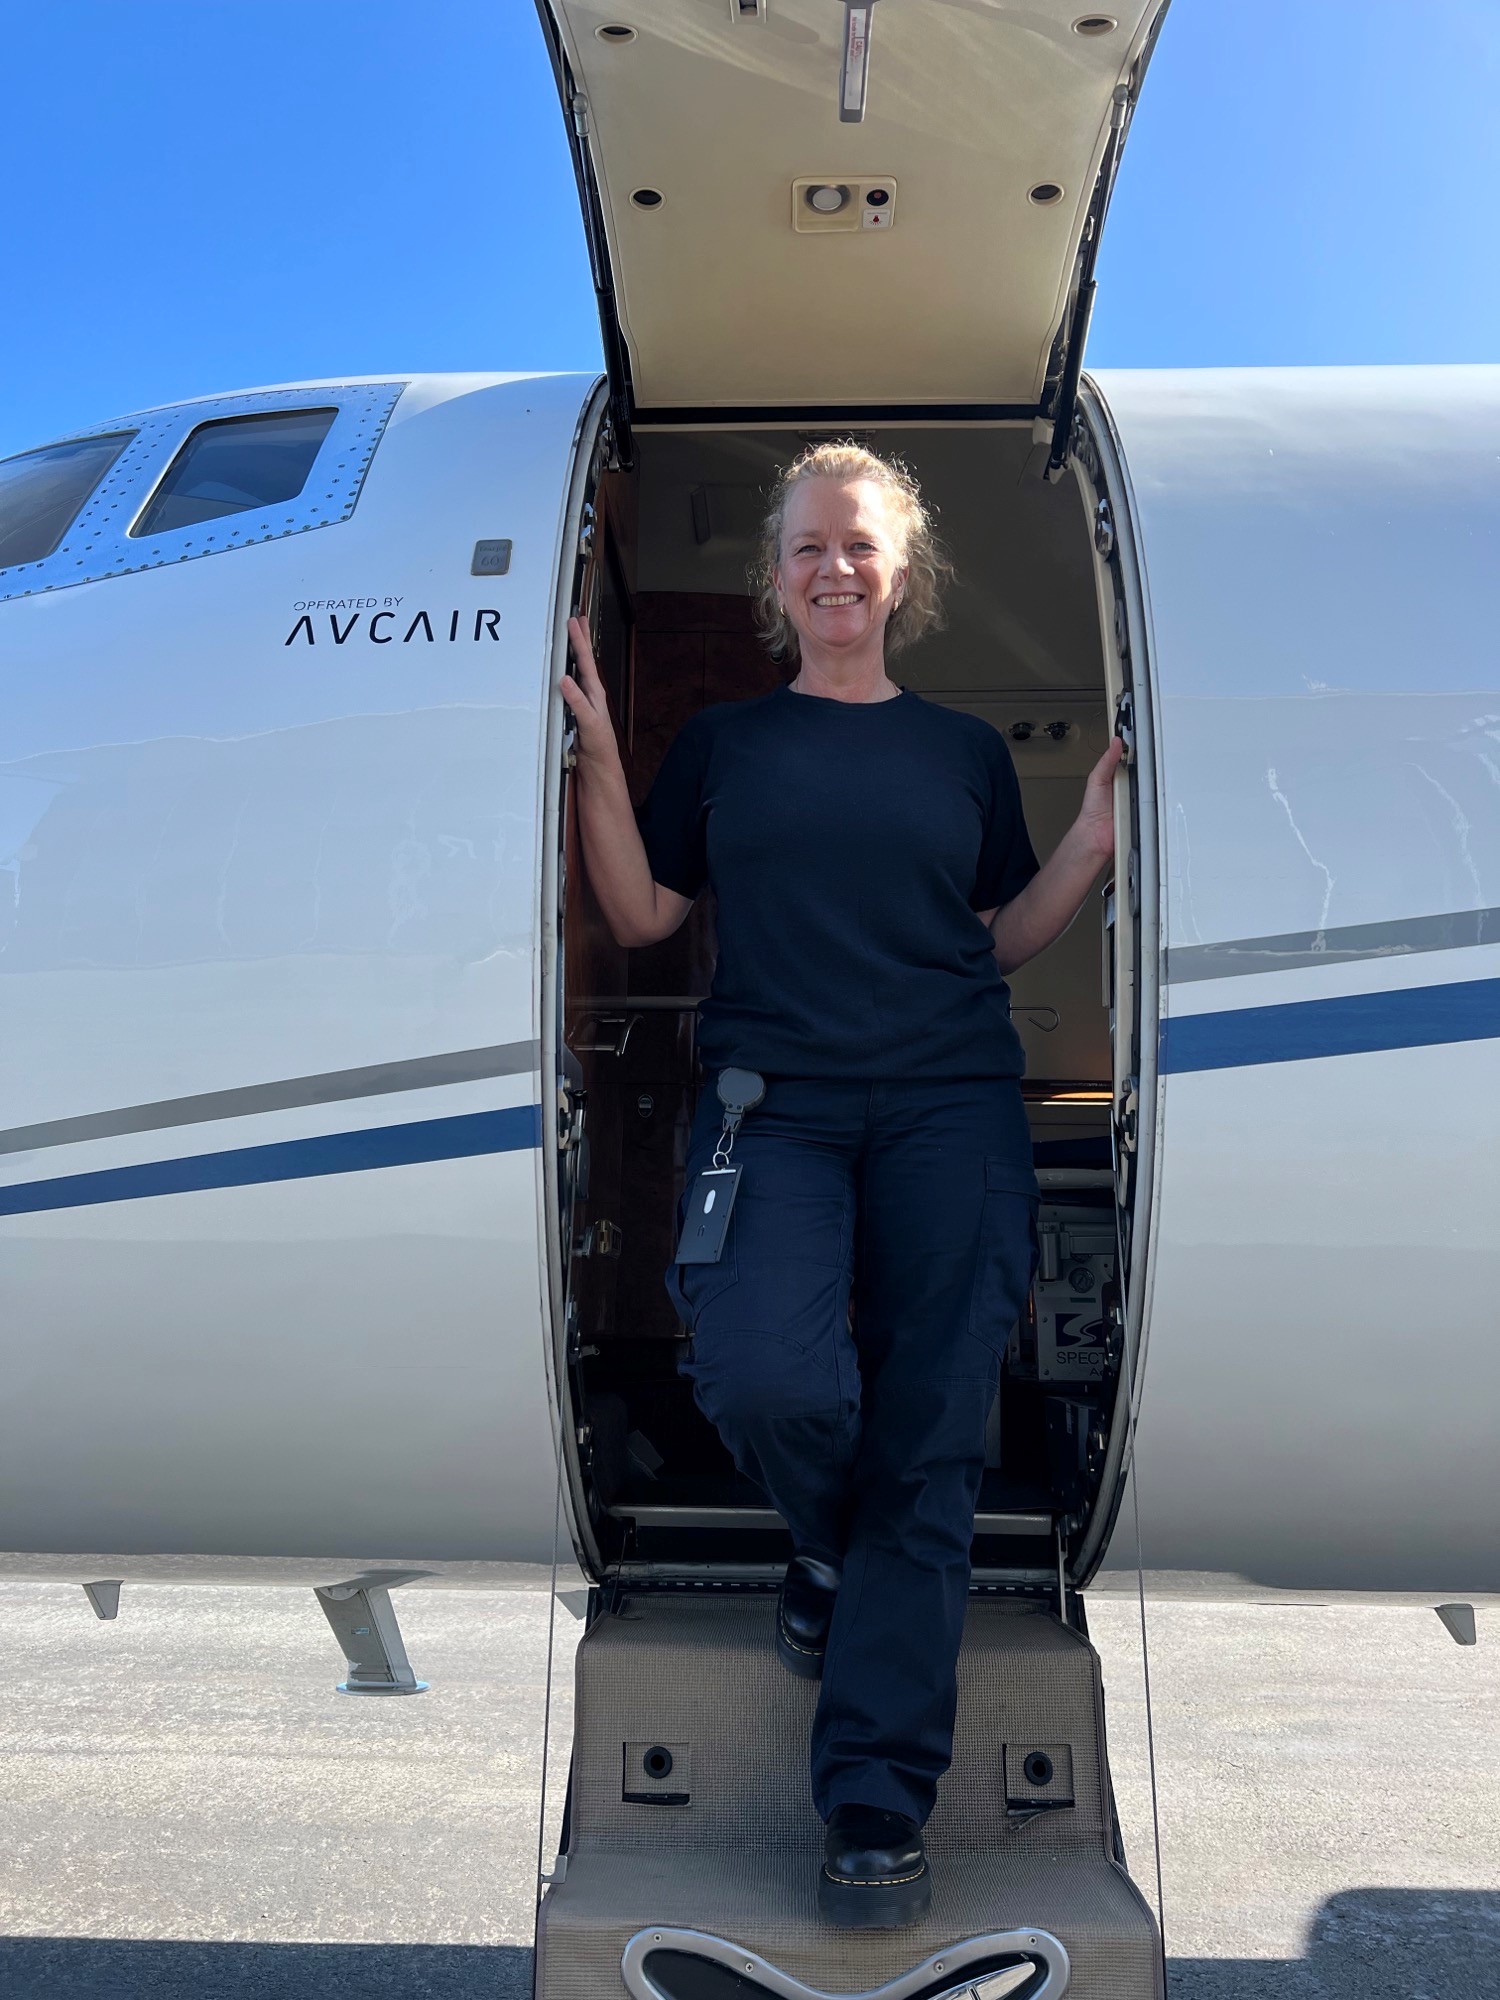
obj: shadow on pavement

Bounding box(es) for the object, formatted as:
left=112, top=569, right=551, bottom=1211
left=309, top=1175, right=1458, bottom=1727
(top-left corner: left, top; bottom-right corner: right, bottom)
left=1169, top=1887, right=1500, bottom=1997
left=0, top=1938, right=532, bottom=1999
left=3, top=1890, right=1495, bottom=1997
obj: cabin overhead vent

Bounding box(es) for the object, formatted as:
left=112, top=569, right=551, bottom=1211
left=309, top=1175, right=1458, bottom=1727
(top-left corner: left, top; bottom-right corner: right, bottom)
left=792, top=176, right=897, bottom=233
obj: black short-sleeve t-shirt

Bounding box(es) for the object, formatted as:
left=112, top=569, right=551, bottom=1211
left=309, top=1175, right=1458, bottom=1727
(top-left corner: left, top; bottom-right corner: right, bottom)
left=634, top=682, right=1041, bottom=1085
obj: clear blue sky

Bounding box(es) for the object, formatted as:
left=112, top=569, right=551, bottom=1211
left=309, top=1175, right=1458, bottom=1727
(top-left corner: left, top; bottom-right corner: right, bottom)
left=3, top=0, right=1496, bottom=458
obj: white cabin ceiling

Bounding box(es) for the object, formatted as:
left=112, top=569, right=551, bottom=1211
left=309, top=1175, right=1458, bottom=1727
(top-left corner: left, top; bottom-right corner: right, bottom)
left=543, top=1, right=1164, bottom=413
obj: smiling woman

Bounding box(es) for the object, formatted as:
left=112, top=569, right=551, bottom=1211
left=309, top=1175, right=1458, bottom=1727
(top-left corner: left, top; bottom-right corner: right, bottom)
left=561, top=436, right=1122, bottom=1925
left=550, top=414, right=1144, bottom=1599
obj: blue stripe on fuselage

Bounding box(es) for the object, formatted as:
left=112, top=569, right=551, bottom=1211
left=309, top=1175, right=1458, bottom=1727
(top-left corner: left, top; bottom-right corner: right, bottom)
left=7, top=979, right=1496, bottom=1209
left=1159, top=977, right=1500, bottom=1075
left=0, top=1106, right=544, bottom=1218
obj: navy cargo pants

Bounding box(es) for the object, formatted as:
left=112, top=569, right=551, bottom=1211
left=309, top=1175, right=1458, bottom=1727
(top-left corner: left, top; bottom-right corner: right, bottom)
left=665, top=1076, right=1039, bottom=1827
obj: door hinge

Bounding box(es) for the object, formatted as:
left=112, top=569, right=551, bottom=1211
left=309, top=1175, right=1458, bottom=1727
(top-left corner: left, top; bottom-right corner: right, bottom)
left=1044, top=84, right=1132, bottom=479
left=1115, top=1075, right=1139, bottom=1153
left=1112, top=690, right=1134, bottom=761
left=570, top=92, right=590, bottom=139
left=1093, top=495, right=1115, bottom=558
left=558, top=1081, right=587, bottom=1152
left=578, top=503, right=595, bottom=561
left=574, top=1219, right=623, bottom=1260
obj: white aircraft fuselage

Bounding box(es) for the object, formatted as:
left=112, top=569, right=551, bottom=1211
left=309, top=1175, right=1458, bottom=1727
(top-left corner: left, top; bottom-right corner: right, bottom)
left=2, top=1, right=1496, bottom=1608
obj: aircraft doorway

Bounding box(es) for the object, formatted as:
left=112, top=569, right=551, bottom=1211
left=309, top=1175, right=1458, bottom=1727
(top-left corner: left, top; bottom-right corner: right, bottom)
left=541, top=401, right=1158, bottom=1600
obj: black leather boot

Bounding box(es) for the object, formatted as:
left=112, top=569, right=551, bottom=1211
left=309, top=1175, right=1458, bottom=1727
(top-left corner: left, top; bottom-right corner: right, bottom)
left=774, top=1555, right=840, bottom=1680
left=819, top=1803, right=932, bottom=1927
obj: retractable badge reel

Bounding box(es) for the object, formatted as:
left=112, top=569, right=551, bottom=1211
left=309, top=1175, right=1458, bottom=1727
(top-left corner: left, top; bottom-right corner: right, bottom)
left=674, top=1067, right=765, bottom=1265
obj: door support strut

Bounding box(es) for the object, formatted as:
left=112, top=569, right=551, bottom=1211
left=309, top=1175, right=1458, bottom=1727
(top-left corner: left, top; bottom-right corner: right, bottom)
left=1043, top=86, right=1128, bottom=480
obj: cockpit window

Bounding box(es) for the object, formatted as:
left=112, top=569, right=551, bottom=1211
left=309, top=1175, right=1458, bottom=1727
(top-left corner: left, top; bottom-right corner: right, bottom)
left=0, top=432, right=136, bottom=569
left=131, top=407, right=338, bottom=538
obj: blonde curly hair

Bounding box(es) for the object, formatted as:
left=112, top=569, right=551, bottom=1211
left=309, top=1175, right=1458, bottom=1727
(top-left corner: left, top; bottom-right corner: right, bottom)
left=752, top=441, right=952, bottom=664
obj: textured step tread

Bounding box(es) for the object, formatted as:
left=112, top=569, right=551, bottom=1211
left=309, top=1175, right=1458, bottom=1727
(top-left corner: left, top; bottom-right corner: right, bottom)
left=573, top=1595, right=1106, bottom=1850
left=542, top=1594, right=1160, bottom=1998
left=538, top=1847, right=1160, bottom=2000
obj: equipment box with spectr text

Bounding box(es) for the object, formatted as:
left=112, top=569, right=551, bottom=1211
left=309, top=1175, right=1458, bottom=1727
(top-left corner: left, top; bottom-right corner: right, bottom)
left=1034, top=1205, right=1115, bottom=1385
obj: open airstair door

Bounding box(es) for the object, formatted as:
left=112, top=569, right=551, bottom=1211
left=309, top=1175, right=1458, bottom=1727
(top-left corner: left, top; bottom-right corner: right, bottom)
left=537, top=8, right=1165, bottom=1996
left=536, top=1, right=1167, bottom=438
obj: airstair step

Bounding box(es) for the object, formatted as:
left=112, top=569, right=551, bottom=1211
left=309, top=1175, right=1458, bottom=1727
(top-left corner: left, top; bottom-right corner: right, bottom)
left=539, top=1848, right=1158, bottom=1999
left=537, top=1595, right=1161, bottom=1998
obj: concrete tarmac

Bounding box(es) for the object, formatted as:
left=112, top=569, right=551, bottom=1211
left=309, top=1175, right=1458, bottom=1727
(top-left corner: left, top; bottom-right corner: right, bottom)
left=0, top=1580, right=1493, bottom=1996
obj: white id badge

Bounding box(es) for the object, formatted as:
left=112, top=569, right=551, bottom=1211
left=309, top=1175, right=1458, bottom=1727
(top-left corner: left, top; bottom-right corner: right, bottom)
left=674, top=1165, right=742, bottom=1264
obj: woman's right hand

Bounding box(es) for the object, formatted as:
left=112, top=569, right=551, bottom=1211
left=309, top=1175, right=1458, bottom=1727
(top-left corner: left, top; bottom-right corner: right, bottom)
left=562, top=616, right=623, bottom=766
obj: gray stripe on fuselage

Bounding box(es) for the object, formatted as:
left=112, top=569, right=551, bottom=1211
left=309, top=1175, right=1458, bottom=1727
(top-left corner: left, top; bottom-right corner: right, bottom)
left=1166, top=907, right=1500, bottom=984
left=0, top=1042, right=542, bottom=1157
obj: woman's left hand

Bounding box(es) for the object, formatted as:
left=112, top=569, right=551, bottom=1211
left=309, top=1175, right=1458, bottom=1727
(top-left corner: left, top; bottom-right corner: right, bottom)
left=1075, top=736, right=1125, bottom=862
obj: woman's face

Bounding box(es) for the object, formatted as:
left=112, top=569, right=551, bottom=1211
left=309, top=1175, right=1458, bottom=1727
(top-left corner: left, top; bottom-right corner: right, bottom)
left=774, top=477, right=909, bottom=659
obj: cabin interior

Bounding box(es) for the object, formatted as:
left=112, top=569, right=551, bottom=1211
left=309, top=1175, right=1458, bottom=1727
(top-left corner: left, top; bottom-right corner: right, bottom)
left=559, top=421, right=1132, bottom=1581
